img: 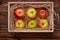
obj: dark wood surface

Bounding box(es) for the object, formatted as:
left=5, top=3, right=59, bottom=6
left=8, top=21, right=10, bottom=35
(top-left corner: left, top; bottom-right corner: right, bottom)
left=0, top=0, right=60, bottom=40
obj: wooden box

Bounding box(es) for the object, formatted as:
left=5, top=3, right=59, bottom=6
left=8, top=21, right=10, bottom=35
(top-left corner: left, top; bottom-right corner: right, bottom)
left=8, top=2, right=54, bottom=32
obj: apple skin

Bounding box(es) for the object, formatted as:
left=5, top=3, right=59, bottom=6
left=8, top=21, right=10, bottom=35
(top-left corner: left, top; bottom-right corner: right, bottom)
left=38, top=7, right=48, bottom=18
left=14, top=7, right=25, bottom=19
left=38, top=19, right=48, bottom=28
left=27, top=19, right=37, bottom=28
left=26, top=7, right=37, bottom=18
left=14, top=19, right=25, bottom=28
left=27, top=18, right=34, bottom=23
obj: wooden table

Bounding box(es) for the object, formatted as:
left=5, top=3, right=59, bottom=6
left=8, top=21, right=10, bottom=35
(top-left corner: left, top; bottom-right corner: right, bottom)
left=0, top=0, right=60, bottom=40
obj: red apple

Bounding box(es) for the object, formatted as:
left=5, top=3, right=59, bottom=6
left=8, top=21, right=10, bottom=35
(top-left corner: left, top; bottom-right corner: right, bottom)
left=38, top=19, right=48, bottom=28
left=38, top=7, right=48, bottom=18
left=14, top=7, right=25, bottom=19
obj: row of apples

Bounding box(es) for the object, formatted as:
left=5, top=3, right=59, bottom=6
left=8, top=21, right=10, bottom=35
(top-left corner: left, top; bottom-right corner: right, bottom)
left=14, top=7, right=49, bottom=29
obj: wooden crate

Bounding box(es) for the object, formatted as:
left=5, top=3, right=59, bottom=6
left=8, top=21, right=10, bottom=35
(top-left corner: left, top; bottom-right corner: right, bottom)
left=8, top=2, right=54, bottom=32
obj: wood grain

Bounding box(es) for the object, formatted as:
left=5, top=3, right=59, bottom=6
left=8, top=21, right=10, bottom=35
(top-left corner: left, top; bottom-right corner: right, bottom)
left=0, top=0, right=60, bottom=40
left=0, top=38, right=18, bottom=40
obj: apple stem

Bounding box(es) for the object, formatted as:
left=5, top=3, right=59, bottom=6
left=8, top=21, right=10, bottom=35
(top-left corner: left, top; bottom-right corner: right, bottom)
left=18, top=23, right=21, bottom=25
left=19, top=12, right=21, bottom=14
left=31, top=23, right=33, bottom=25
left=31, top=11, right=33, bottom=14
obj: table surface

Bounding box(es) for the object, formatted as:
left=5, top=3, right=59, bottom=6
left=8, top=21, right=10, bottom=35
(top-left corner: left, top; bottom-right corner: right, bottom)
left=0, top=0, right=60, bottom=40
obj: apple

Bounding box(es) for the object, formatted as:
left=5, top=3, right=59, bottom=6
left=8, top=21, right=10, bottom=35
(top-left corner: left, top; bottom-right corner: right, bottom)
left=27, top=19, right=37, bottom=28
left=14, top=7, right=25, bottom=19
left=14, top=19, right=25, bottom=28
left=27, top=18, right=34, bottom=23
left=38, top=19, right=48, bottom=28
left=38, top=7, right=48, bottom=18
left=26, top=7, right=37, bottom=18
